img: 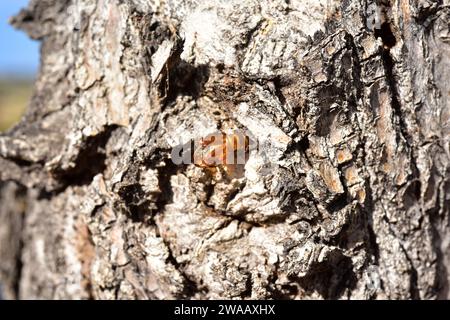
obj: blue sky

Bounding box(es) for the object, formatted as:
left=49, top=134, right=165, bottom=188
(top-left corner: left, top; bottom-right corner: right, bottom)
left=0, top=0, right=39, bottom=77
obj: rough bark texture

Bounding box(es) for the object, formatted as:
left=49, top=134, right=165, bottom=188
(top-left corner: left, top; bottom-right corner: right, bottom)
left=0, top=0, right=449, bottom=300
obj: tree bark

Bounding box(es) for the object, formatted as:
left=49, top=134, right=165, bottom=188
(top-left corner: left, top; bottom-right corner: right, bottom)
left=0, top=0, right=449, bottom=299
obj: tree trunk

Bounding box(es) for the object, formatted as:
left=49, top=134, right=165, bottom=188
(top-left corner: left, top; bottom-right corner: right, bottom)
left=0, top=0, right=449, bottom=300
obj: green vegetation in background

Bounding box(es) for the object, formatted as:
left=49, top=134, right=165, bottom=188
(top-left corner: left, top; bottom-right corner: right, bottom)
left=0, top=79, right=33, bottom=132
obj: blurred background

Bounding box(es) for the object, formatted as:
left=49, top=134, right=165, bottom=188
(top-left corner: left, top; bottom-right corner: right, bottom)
left=0, top=0, right=39, bottom=132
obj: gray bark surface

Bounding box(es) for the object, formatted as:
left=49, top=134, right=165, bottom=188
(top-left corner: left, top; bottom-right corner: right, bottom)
left=0, top=0, right=449, bottom=299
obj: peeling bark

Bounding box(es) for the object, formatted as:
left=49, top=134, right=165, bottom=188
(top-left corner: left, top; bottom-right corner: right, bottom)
left=0, top=0, right=449, bottom=299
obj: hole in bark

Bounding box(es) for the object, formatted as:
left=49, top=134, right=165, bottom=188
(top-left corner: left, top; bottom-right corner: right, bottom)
left=53, top=125, right=118, bottom=186
left=317, top=110, right=338, bottom=137
left=402, top=180, right=422, bottom=211
left=294, top=251, right=357, bottom=299
left=145, top=21, right=172, bottom=56
left=240, top=275, right=253, bottom=298
left=374, top=22, right=397, bottom=49
left=272, top=76, right=287, bottom=105
left=216, top=63, right=225, bottom=73
left=164, top=62, right=210, bottom=104
left=149, top=21, right=160, bottom=32
left=155, top=158, right=179, bottom=213
left=117, top=157, right=179, bottom=224
left=326, top=193, right=348, bottom=213
left=118, top=183, right=153, bottom=223
left=284, top=136, right=309, bottom=155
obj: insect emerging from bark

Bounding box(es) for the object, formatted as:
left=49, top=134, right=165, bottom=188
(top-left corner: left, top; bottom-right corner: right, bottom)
left=193, top=131, right=251, bottom=177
